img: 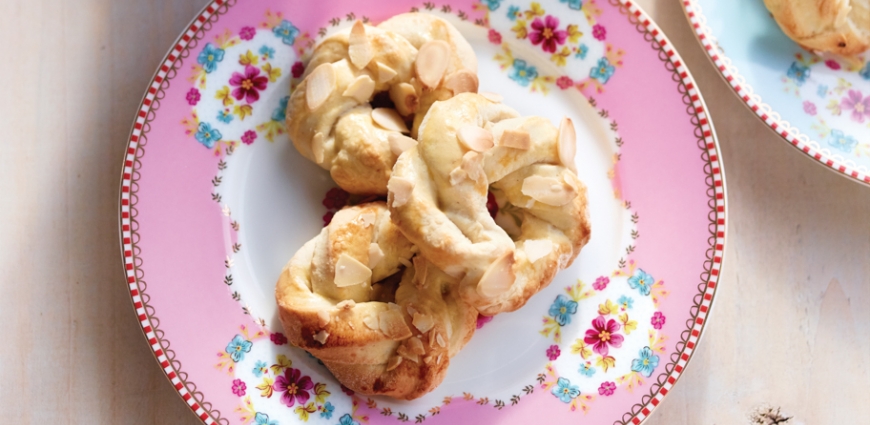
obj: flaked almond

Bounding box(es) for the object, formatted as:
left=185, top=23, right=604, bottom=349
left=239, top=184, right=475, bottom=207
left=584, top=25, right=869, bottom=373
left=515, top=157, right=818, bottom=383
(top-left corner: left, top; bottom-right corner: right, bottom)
left=444, top=70, right=479, bottom=94
left=457, top=125, right=494, bottom=152
left=390, top=83, right=419, bottom=116
left=448, top=167, right=467, bottom=185
left=386, top=356, right=403, bottom=371
left=415, top=40, right=450, bottom=88
left=397, top=257, right=412, bottom=268
left=348, top=21, right=374, bottom=69
left=396, top=344, right=419, bottom=363
left=407, top=335, right=426, bottom=355
left=334, top=253, right=372, bottom=287
left=311, top=132, right=325, bottom=163
left=376, top=62, right=397, bottom=83
left=461, top=151, right=483, bottom=181
left=388, top=133, right=417, bottom=156
left=313, top=330, right=329, bottom=344
left=406, top=305, right=419, bottom=317
left=358, top=211, right=376, bottom=227
left=524, top=239, right=553, bottom=263
left=363, top=314, right=379, bottom=330
left=379, top=309, right=413, bottom=339
left=336, top=299, right=356, bottom=310
left=477, top=251, right=515, bottom=298
left=305, top=63, right=335, bottom=110
left=388, top=176, right=415, bottom=208
left=316, top=310, right=331, bottom=327
left=342, top=75, right=375, bottom=103
left=437, top=354, right=443, bottom=364
left=412, top=313, right=435, bottom=333
left=498, top=129, right=531, bottom=150
left=479, top=91, right=503, bottom=103
left=371, top=108, right=409, bottom=133
left=558, top=117, right=577, bottom=172
left=387, top=302, right=401, bottom=311
left=435, top=332, right=446, bottom=348
left=413, top=256, right=428, bottom=287
left=367, top=243, right=385, bottom=269
left=521, top=175, right=577, bottom=206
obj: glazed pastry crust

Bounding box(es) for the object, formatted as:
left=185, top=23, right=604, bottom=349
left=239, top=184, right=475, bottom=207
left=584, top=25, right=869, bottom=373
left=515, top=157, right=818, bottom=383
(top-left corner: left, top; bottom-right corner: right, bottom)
left=764, top=0, right=870, bottom=56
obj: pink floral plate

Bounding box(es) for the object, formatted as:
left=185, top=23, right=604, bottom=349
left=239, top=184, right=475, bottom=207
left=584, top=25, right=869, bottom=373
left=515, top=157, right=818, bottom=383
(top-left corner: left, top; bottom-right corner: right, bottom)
left=118, top=1, right=726, bottom=424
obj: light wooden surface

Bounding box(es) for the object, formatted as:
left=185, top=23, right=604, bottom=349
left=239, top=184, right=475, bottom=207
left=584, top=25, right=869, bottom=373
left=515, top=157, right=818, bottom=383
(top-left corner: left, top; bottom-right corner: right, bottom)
left=2, top=0, right=868, bottom=423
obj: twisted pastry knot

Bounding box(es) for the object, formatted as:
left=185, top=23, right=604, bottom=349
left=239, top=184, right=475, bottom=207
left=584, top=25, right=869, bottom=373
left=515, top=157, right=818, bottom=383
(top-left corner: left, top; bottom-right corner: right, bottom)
left=276, top=203, right=478, bottom=399
left=286, top=13, right=479, bottom=195
left=388, top=93, right=592, bottom=316
left=763, top=0, right=870, bottom=56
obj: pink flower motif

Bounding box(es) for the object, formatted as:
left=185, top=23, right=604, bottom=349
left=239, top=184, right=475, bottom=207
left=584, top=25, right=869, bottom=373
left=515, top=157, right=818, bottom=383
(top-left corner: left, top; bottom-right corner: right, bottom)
left=274, top=368, right=314, bottom=408
left=186, top=88, right=201, bottom=106
left=476, top=314, right=494, bottom=329
left=592, top=24, right=606, bottom=41
left=231, top=379, right=246, bottom=396
left=528, top=16, right=568, bottom=53
left=803, top=100, right=817, bottom=116
left=239, top=26, right=256, bottom=41
left=598, top=381, right=616, bottom=396
left=592, top=276, right=610, bottom=290
left=291, top=61, right=305, bottom=78
left=840, top=90, right=870, bottom=123
left=583, top=315, right=624, bottom=356
left=556, top=76, right=574, bottom=89
left=241, top=130, right=257, bottom=145
left=825, top=59, right=841, bottom=70
left=546, top=344, right=561, bottom=360
left=488, top=29, right=503, bottom=45
left=651, top=311, right=666, bottom=330
left=230, top=65, right=269, bottom=104
left=270, top=332, right=287, bottom=345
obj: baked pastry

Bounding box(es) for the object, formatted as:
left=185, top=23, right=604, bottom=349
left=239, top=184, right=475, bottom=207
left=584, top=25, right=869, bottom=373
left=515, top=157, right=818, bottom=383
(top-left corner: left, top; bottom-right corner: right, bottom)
left=286, top=14, right=479, bottom=195
left=275, top=203, right=478, bottom=399
left=764, top=0, right=870, bottom=56
left=387, top=93, right=591, bottom=316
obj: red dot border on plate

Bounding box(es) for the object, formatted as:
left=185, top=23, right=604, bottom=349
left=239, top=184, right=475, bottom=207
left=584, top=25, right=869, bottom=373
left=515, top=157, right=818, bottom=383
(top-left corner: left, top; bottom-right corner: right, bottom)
left=682, top=0, right=870, bottom=186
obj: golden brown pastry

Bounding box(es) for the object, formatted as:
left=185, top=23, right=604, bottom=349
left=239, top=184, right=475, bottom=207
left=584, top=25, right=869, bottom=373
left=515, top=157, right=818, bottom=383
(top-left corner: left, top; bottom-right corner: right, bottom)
left=764, top=0, right=870, bottom=56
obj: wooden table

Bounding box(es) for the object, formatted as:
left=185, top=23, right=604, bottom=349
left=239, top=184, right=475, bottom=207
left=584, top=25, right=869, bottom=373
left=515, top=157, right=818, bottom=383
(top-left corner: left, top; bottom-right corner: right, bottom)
left=3, top=0, right=868, bottom=423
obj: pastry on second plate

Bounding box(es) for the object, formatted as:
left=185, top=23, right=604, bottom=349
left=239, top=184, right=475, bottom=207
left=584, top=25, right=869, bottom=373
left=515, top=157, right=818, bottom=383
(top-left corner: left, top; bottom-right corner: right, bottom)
left=764, top=0, right=870, bottom=56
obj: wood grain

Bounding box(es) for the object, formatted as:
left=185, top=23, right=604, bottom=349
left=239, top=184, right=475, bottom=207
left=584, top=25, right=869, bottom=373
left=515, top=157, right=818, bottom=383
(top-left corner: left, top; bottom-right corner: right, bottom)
left=0, top=0, right=867, bottom=423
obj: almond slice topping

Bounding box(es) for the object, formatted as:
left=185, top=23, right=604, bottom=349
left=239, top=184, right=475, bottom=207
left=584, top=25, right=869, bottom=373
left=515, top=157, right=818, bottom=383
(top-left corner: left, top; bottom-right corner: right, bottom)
left=377, top=62, right=398, bottom=83
left=336, top=299, right=356, bottom=310
left=348, top=21, right=374, bottom=69
left=524, top=239, right=553, bottom=263
left=379, top=309, right=413, bottom=339
left=390, top=83, right=419, bottom=116
left=367, top=243, right=384, bottom=269
left=388, top=133, right=417, bottom=156
left=457, top=125, right=494, bottom=152
left=313, top=330, right=329, bottom=344
left=412, top=256, right=428, bottom=287
left=388, top=176, right=415, bottom=207
left=461, top=151, right=483, bottom=181
left=316, top=310, right=331, bottom=327
left=479, top=91, right=503, bottom=102
left=449, top=167, right=467, bottom=185
left=311, top=132, right=325, bottom=163
left=397, top=257, right=412, bottom=268
left=396, top=344, right=419, bottom=363
left=444, top=70, right=479, bottom=94
left=371, top=108, right=409, bottom=133
left=498, top=129, right=531, bottom=150
left=342, top=75, right=375, bottom=103
left=477, top=251, right=515, bottom=298
left=406, top=335, right=426, bottom=355
left=435, top=332, right=446, bottom=348
left=305, top=63, right=335, bottom=110
left=415, top=40, right=450, bottom=88
left=521, top=175, right=577, bottom=206
left=334, top=253, right=372, bottom=287
left=363, top=314, right=379, bottom=330
left=558, top=117, right=577, bottom=172
left=412, top=313, right=435, bottom=333
left=386, top=355, right=403, bottom=371
left=358, top=211, right=375, bottom=227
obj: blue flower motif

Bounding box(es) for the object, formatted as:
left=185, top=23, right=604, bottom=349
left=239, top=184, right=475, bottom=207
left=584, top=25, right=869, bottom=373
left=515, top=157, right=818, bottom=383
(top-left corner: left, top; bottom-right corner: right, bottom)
left=579, top=363, right=596, bottom=377
left=274, top=20, right=300, bottom=45
left=630, top=347, right=660, bottom=378
left=338, top=414, right=358, bottom=425
left=786, top=62, right=810, bottom=86
left=827, top=129, right=858, bottom=153
left=627, top=268, right=654, bottom=296
left=252, top=360, right=268, bottom=378
left=860, top=62, right=870, bottom=81
left=224, top=334, right=252, bottom=362
left=817, top=84, right=828, bottom=98
left=617, top=295, right=634, bottom=310
left=509, top=59, right=538, bottom=87
left=507, top=5, right=521, bottom=20
left=254, top=412, right=279, bottom=425
left=559, top=0, right=583, bottom=10
left=575, top=44, right=589, bottom=59
left=482, top=0, right=502, bottom=11
left=590, top=57, right=615, bottom=84
left=195, top=122, right=223, bottom=149
left=259, top=45, right=276, bottom=59
left=217, top=110, right=234, bottom=124
left=321, top=402, right=335, bottom=419
left=272, top=96, right=290, bottom=122
left=197, top=43, right=225, bottom=73
left=548, top=294, right=578, bottom=326
left=550, top=377, right=580, bottom=403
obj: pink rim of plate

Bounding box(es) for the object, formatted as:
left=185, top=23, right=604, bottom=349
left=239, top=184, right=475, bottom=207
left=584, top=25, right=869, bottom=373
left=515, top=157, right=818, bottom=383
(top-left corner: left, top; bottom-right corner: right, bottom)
left=117, top=0, right=727, bottom=424
left=682, top=0, right=870, bottom=187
